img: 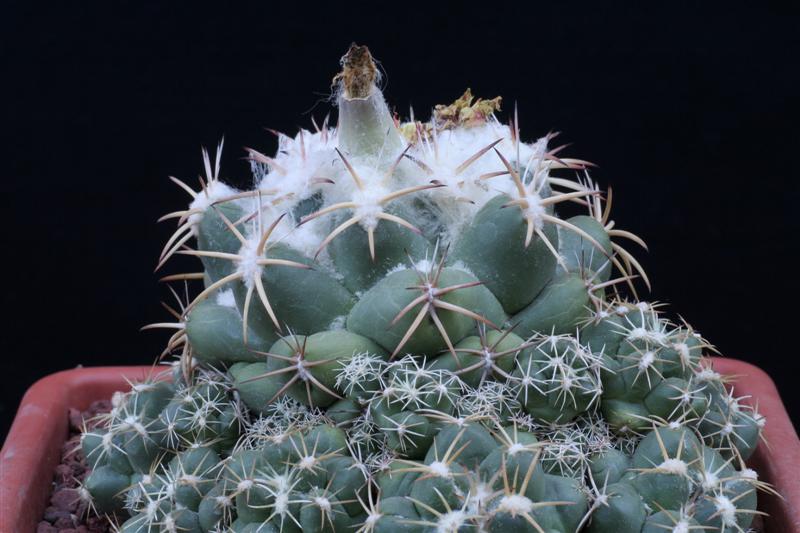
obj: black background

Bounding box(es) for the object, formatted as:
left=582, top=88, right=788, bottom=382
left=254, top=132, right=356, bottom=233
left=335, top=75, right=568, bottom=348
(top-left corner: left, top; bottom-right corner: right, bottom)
left=3, top=2, right=799, bottom=439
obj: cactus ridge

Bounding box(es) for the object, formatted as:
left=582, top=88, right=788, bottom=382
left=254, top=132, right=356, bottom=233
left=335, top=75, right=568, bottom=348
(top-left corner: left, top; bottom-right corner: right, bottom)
left=80, top=45, right=772, bottom=532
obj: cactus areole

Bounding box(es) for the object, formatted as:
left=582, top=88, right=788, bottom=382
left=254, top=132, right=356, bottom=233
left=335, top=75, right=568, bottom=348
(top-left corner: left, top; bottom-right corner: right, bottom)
left=80, top=45, right=772, bottom=532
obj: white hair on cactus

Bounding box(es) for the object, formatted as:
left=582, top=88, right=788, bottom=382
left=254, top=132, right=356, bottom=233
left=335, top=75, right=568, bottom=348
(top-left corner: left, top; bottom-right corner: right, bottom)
left=671, top=521, right=690, bottom=533
left=328, top=314, right=347, bottom=330
left=254, top=128, right=339, bottom=199
left=497, top=493, right=534, bottom=515
left=467, top=482, right=493, bottom=514
left=234, top=237, right=263, bottom=290
left=347, top=165, right=393, bottom=230
left=507, top=442, right=526, bottom=456
left=215, top=289, right=237, bottom=308
left=187, top=180, right=237, bottom=235
left=714, top=494, right=738, bottom=526
left=739, top=468, right=758, bottom=480
left=427, top=461, right=452, bottom=478
left=234, top=102, right=568, bottom=257
left=638, top=351, right=656, bottom=370
left=658, top=458, right=688, bottom=475
left=406, top=122, right=550, bottom=239
left=695, top=367, right=722, bottom=383
left=412, top=258, right=434, bottom=274
left=436, top=509, right=469, bottom=532
left=699, top=468, right=720, bottom=490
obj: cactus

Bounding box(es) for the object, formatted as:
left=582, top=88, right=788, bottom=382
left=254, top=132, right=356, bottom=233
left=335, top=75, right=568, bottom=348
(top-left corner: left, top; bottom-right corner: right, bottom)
left=79, top=44, right=774, bottom=532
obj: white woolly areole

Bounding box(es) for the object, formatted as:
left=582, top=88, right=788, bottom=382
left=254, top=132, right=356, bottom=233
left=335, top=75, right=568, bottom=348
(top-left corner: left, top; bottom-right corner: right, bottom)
left=351, top=177, right=391, bottom=230
left=695, top=367, right=721, bottom=383
left=715, top=495, right=738, bottom=526
left=145, top=500, right=159, bottom=519
left=256, top=128, right=338, bottom=199
left=628, top=327, right=648, bottom=341
left=468, top=482, right=493, bottom=512
left=740, top=468, right=758, bottom=480
left=413, top=258, right=435, bottom=274
left=187, top=180, right=236, bottom=235
left=658, top=458, right=688, bottom=476
left=437, top=510, right=467, bottom=532
left=162, top=517, right=179, bottom=533
left=700, top=470, right=720, bottom=490
left=215, top=289, right=237, bottom=308
left=235, top=238, right=264, bottom=290
left=674, top=342, right=691, bottom=364
left=523, top=194, right=546, bottom=231
left=274, top=491, right=289, bottom=514
left=215, top=495, right=232, bottom=507
left=497, top=494, right=533, bottom=515
left=328, top=315, right=347, bottom=330
left=313, top=496, right=331, bottom=512
left=672, top=521, right=690, bottom=533
left=639, top=351, right=656, bottom=370
left=298, top=455, right=317, bottom=470
left=428, top=461, right=451, bottom=478
left=508, top=443, right=525, bottom=456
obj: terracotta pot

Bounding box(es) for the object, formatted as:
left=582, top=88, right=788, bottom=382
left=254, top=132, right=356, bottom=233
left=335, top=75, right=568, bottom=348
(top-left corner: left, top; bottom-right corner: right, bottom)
left=0, top=366, right=160, bottom=533
left=1, top=360, right=797, bottom=532
left=712, top=358, right=800, bottom=532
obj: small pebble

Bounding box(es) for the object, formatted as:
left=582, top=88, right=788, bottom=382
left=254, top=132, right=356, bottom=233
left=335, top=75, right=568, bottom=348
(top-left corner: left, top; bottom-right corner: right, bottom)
left=43, top=507, right=70, bottom=522
left=53, top=515, right=77, bottom=529
left=51, top=488, right=79, bottom=512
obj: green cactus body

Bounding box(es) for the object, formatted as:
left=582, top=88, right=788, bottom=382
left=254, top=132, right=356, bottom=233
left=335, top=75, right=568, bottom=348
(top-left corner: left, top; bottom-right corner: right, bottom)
left=196, top=200, right=247, bottom=282
left=197, top=482, right=233, bottom=531
left=168, top=446, right=221, bottom=510
left=327, top=205, right=432, bottom=293
left=558, top=215, right=613, bottom=281
left=376, top=460, right=421, bottom=498
left=85, top=465, right=131, bottom=513
left=371, top=496, right=422, bottom=533
left=90, top=44, right=768, bottom=532
left=347, top=266, right=505, bottom=356
left=431, top=329, right=526, bottom=388
left=233, top=243, right=355, bottom=341
left=186, top=298, right=275, bottom=364
left=628, top=427, right=701, bottom=509
left=584, top=482, right=645, bottom=533
left=452, top=193, right=558, bottom=313
left=588, top=449, right=631, bottom=486
left=641, top=511, right=701, bottom=533
left=424, top=423, right=497, bottom=470
left=512, top=272, right=592, bottom=337
left=580, top=312, right=624, bottom=356
left=408, top=461, right=470, bottom=517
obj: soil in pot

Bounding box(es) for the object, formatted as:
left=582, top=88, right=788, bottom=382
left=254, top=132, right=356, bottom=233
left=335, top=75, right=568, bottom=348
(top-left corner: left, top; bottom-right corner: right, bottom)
left=36, top=401, right=115, bottom=533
